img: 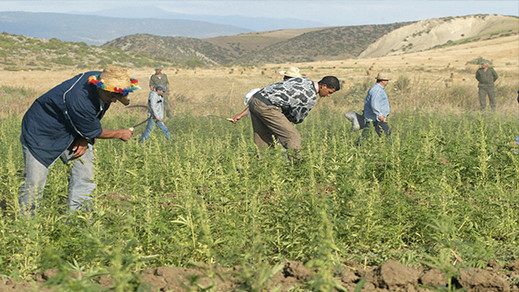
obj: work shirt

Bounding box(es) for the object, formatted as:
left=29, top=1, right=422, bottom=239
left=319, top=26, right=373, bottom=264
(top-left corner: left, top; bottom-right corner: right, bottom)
left=20, top=71, right=109, bottom=167
left=255, top=77, right=317, bottom=124
left=149, top=73, right=169, bottom=89
left=363, top=83, right=390, bottom=122
left=148, top=90, right=165, bottom=120
left=475, top=67, right=498, bottom=88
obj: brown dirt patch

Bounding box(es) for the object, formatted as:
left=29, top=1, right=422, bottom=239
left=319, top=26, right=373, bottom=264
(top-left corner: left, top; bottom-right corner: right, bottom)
left=1, top=260, right=518, bottom=291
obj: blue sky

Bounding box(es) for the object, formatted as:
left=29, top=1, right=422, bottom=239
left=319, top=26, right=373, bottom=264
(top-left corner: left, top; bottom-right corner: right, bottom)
left=1, top=0, right=518, bottom=28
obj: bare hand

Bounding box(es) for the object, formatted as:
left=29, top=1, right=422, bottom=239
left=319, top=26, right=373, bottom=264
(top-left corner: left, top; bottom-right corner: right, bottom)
left=120, top=129, right=134, bottom=141
left=227, top=116, right=240, bottom=124
left=72, top=137, right=89, bottom=158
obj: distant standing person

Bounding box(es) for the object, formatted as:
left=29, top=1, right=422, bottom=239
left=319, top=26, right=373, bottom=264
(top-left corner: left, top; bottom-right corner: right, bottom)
left=149, top=66, right=171, bottom=117
left=513, top=90, right=519, bottom=154
left=248, top=75, right=340, bottom=153
left=19, top=66, right=140, bottom=215
left=228, top=66, right=303, bottom=124
left=359, top=73, right=392, bottom=143
left=139, top=85, right=172, bottom=142
left=475, top=61, right=498, bottom=111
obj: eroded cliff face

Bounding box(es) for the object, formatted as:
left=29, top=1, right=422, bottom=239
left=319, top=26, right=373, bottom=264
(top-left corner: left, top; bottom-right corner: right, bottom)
left=359, top=15, right=519, bottom=58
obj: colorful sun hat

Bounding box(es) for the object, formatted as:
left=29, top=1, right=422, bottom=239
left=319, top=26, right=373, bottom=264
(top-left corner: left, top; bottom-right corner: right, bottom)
left=88, top=66, right=140, bottom=105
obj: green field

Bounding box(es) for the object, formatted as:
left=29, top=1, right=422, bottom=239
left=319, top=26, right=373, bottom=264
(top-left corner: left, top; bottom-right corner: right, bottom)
left=0, top=105, right=518, bottom=290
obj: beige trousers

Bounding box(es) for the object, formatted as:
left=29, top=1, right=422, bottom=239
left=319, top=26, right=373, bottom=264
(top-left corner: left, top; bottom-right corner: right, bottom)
left=249, top=97, right=301, bottom=151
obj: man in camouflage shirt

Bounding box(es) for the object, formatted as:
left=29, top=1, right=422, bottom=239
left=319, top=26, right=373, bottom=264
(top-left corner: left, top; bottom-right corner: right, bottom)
left=249, top=75, right=340, bottom=152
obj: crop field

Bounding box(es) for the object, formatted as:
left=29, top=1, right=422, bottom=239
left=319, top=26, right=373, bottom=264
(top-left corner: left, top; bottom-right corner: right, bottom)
left=1, top=103, right=519, bottom=290
left=0, top=36, right=518, bottom=290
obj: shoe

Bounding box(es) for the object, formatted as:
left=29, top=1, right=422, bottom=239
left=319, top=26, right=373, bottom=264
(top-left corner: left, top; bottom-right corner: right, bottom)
left=344, top=111, right=360, bottom=131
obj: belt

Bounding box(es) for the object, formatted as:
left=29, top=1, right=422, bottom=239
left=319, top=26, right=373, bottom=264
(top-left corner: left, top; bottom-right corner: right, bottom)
left=254, top=93, right=274, bottom=106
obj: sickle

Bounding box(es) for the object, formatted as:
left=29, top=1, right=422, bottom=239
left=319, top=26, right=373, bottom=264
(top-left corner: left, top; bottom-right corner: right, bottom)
left=126, top=105, right=156, bottom=131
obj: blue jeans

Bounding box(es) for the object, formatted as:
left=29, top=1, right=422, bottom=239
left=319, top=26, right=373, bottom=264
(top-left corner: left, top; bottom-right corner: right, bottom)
left=19, top=143, right=96, bottom=216
left=139, top=119, right=171, bottom=142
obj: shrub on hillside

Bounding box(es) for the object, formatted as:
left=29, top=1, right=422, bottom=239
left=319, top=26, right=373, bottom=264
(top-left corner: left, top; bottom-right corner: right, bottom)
left=466, top=56, right=492, bottom=65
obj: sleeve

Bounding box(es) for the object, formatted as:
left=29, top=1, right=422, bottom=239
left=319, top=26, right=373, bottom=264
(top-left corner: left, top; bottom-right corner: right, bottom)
left=492, top=69, right=498, bottom=81
left=148, top=92, right=160, bottom=118
left=370, top=89, right=384, bottom=118
left=65, top=91, right=103, bottom=140
left=149, top=75, right=156, bottom=88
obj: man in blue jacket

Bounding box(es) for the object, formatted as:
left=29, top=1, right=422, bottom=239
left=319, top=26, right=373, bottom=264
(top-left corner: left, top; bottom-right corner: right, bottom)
left=359, top=72, right=392, bottom=142
left=19, top=66, right=140, bottom=216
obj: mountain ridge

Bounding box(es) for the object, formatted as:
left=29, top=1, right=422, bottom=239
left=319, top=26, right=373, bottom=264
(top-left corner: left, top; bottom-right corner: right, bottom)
left=0, top=11, right=253, bottom=45
left=0, top=14, right=516, bottom=69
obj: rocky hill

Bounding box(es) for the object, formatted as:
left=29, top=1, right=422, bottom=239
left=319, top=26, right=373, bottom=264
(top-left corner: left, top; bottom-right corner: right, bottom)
left=105, top=22, right=412, bottom=66
left=359, top=14, right=519, bottom=58
left=240, top=23, right=411, bottom=64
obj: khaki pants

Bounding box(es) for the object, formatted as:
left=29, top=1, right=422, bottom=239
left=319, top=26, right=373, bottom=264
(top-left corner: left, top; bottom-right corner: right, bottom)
left=249, top=97, right=301, bottom=151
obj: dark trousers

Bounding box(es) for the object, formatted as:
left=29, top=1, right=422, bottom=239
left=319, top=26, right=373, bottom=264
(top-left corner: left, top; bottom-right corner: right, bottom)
left=363, top=120, right=391, bottom=137
left=357, top=120, right=391, bottom=145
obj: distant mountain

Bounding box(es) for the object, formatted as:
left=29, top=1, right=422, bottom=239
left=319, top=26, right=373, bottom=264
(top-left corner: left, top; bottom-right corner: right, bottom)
left=0, top=11, right=252, bottom=45
left=81, top=4, right=327, bottom=32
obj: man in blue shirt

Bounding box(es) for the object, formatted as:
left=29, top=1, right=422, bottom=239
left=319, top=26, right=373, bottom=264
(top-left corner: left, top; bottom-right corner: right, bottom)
left=360, top=72, right=392, bottom=142
left=19, top=66, right=140, bottom=216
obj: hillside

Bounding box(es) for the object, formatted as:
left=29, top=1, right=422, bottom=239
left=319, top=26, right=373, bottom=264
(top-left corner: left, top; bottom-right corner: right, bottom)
left=205, top=28, right=324, bottom=54
left=1, top=14, right=516, bottom=70
left=241, top=23, right=412, bottom=64
left=105, top=22, right=412, bottom=65
left=103, top=34, right=236, bottom=66
left=0, top=32, right=174, bottom=71
left=104, top=14, right=517, bottom=66
left=359, top=14, right=519, bottom=58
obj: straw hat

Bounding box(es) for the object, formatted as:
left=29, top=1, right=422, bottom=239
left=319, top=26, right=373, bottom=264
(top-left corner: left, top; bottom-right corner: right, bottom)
left=375, top=72, right=391, bottom=81
left=279, top=66, right=302, bottom=78
left=89, top=66, right=140, bottom=105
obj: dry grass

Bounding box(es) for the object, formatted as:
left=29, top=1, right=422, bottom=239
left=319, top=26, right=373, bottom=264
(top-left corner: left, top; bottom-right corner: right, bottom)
left=0, top=34, right=518, bottom=119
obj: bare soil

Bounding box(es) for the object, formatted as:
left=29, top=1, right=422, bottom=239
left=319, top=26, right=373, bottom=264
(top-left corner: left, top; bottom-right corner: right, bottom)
left=1, top=259, right=518, bottom=291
